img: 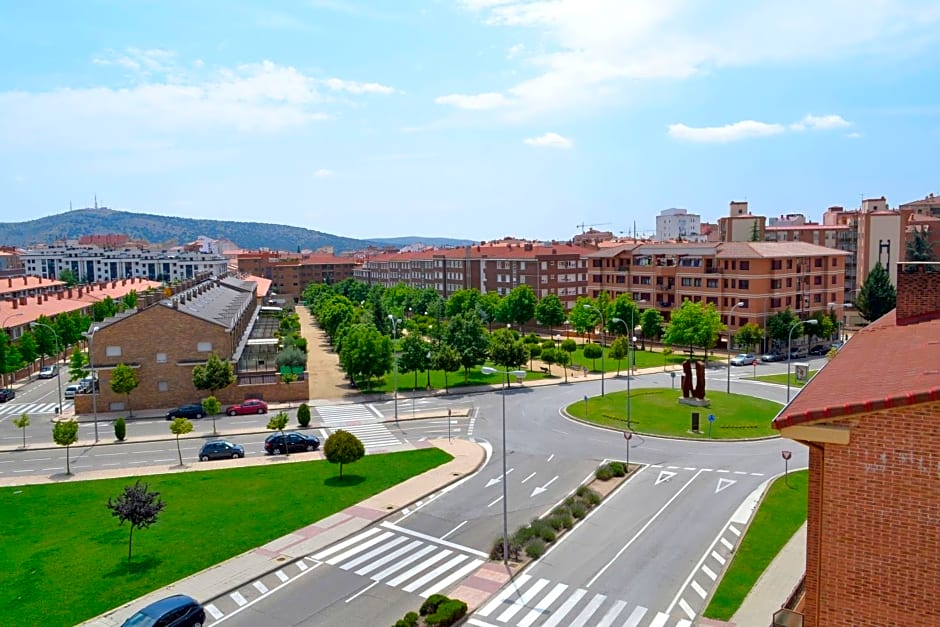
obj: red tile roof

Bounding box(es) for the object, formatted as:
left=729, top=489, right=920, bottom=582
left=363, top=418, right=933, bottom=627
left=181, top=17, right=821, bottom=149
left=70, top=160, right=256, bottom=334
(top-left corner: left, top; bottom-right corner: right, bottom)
left=773, top=311, right=940, bottom=429
left=0, top=275, right=65, bottom=296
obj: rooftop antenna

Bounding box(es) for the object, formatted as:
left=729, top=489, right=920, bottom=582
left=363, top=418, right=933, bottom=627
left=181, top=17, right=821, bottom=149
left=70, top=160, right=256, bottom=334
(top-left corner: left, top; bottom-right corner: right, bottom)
left=95, top=194, right=98, bottom=210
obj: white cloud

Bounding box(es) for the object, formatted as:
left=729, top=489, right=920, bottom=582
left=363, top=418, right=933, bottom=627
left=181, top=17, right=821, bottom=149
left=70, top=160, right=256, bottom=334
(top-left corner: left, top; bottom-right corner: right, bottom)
left=323, top=78, right=397, bottom=95
left=507, top=43, right=526, bottom=58
left=434, top=92, right=510, bottom=110
left=93, top=48, right=176, bottom=74
left=314, top=168, right=335, bottom=177
left=791, top=114, right=852, bottom=131
left=668, top=121, right=786, bottom=143
left=450, top=0, right=940, bottom=118
left=847, top=131, right=863, bottom=139
left=523, top=132, right=573, bottom=149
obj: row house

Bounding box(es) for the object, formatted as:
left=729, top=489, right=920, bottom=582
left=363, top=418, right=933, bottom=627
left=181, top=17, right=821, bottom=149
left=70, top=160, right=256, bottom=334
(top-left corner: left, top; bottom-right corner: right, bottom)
left=354, top=239, right=595, bottom=309
left=22, top=244, right=230, bottom=283
left=234, top=251, right=358, bottom=302
left=587, top=241, right=849, bottom=349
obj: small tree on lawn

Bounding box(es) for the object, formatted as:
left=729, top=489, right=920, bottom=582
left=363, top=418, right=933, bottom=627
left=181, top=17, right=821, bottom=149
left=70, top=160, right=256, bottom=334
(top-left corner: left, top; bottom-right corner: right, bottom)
left=266, top=411, right=290, bottom=456
left=106, top=480, right=166, bottom=562
left=13, top=413, right=29, bottom=449
left=297, top=403, right=311, bottom=427
left=608, top=337, right=629, bottom=375
left=110, top=364, right=139, bottom=417
left=583, top=343, right=602, bottom=371
left=52, top=419, right=79, bottom=474
left=432, top=344, right=461, bottom=392
left=324, top=429, right=365, bottom=479
left=540, top=347, right=557, bottom=376
left=202, top=395, right=222, bottom=435
left=192, top=353, right=236, bottom=401
left=169, top=417, right=193, bottom=466
left=556, top=348, right=572, bottom=383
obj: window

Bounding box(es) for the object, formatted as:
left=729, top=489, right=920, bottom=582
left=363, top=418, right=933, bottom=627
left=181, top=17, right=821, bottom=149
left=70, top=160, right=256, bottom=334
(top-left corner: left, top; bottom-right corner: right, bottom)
left=158, top=381, right=169, bottom=392
left=831, top=257, right=839, bottom=267
left=772, top=259, right=782, bottom=270
left=814, top=276, right=822, bottom=285
left=740, top=261, right=750, bottom=270
left=786, top=278, right=792, bottom=288
left=786, top=259, right=793, bottom=269
left=814, top=258, right=823, bottom=267
left=706, top=279, right=718, bottom=288
left=771, top=279, right=782, bottom=289
left=771, top=297, right=782, bottom=308
left=738, top=280, right=749, bottom=289
left=105, top=346, right=122, bottom=357
left=156, top=352, right=167, bottom=363
left=693, top=278, right=702, bottom=287
left=197, top=342, right=213, bottom=352
left=832, top=275, right=837, bottom=284
left=681, top=277, right=692, bottom=287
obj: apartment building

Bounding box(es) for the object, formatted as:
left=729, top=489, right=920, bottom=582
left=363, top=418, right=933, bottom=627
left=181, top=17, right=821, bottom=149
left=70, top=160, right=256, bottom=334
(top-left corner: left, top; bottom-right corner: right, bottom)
left=355, top=239, right=594, bottom=308
left=22, top=244, right=230, bottom=283
left=655, top=208, right=704, bottom=242
left=234, top=251, right=359, bottom=301
left=774, top=263, right=940, bottom=627
left=899, top=193, right=940, bottom=262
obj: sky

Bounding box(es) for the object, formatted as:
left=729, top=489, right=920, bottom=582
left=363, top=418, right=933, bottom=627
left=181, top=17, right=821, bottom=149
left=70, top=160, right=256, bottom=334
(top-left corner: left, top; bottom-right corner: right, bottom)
left=1, top=1, right=939, bottom=243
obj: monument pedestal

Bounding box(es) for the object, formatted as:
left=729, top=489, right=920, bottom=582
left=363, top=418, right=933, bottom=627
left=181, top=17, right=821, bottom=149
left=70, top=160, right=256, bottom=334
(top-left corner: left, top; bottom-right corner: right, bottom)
left=678, top=397, right=711, bottom=408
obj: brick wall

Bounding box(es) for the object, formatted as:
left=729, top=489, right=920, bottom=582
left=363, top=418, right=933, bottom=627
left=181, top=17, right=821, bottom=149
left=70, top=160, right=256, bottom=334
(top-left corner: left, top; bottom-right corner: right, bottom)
left=803, top=401, right=940, bottom=627
left=896, top=263, right=940, bottom=324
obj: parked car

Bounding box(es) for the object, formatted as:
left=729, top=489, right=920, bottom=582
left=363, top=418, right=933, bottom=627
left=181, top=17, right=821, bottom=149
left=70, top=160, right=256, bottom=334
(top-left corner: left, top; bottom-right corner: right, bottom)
left=198, top=440, right=245, bottom=461
left=0, top=388, right=14, bottom=402
left=121, top=594, right=205, bottom=627
left=730, top=353, right=757, bottom=366
left=789, top=346, right=808, bottom=359
left=38, top=365, right=58, bottom=379
left=761, top=352, right=786, bottom=362
left=830, top=340, right=845, bottom=350
left=264, top=431, right=321, bottom=455
left=80, top=375, right=99, bottom=392
left=64, top=383, right=82, bottom=399
left=166, top=403, right=206, bottom=420
left=226, top=399, right=268, bottom=416
left=808, top=344, right=830, bottom=356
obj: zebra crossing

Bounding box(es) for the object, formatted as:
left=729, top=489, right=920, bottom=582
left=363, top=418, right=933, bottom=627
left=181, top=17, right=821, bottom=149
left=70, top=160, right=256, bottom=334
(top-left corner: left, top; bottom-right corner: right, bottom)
left=314, top=403, right=402, bottom=450
left=0, top=401, right=74, bottom=418
left=470, top=575, right=691, bottom=627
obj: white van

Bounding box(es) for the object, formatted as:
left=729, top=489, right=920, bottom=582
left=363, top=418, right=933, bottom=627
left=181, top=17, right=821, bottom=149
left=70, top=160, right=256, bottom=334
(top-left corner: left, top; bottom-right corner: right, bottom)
left=64, top=384, right=81, bottom=399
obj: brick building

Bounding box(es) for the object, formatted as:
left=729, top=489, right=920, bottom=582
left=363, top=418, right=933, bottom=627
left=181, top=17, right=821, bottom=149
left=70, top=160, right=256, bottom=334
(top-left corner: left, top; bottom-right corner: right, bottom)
left=234, top=251, right=359, bottom=302
left=773, top=262, right=940, bottom=627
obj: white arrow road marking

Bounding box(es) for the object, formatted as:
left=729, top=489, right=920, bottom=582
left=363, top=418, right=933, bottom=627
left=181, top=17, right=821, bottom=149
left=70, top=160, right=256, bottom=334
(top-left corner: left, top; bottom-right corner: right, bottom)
left=530, top=475, right=559, bottom=497
left=715, top=478, right=737, bottom=493
left=485, top=467, right=514, bottom=488
left=655, top=470, right=677, bottom=485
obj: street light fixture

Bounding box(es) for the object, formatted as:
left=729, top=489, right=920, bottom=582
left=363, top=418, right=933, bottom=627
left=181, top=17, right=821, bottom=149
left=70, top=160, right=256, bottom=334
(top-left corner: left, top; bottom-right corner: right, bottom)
left=84, top=326, right=101, bottom=442
left=388, top=315, right=401, bottom=421
left=727, top=301, right=745, bottom=393
left=611, top=317, right=638, bottom=429
left=30, top=321, right=63, bottom=415
left=787, top=319, right=818, bottom=403
left=585, top=305, right=607, bottom=396
left=481, top=365, right=527, bottom=565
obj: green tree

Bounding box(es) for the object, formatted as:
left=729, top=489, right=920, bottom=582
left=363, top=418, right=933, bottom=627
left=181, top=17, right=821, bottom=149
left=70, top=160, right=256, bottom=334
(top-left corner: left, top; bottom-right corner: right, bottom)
left=608, top=295, right=640, bottom=337
left=540, top=347, right=558, bottom=376
left=640, top=308, right=665, bottom=348
left=266, top=411, right=290, bottom=456
left=13, top=413, right=29, bottom=449
left=608, top=336, right=630, bottom=375
left=431, top=344, right=461, bottom=392
left=749, top=221, right=761, bottom=242
left=662, top=299, right=726, bottom=360
left=31, top=316, right=59, bottom=366
left=169, top=417, right=193, bottom=466
left=202, top=396, right=222, bottom=435
left=58, top=268, right=79, bottom=287
left=555, top=347, right=572, bottom=382
left=192, top=354, right=236, bottom=400
left=500, top=285, right=537, bottom=330
left=323, top=429, right=366, bottom=479
left=297, top=403, right=311, bottom=427
left=337, top=324, right=392, bottom=391
left=442, top=313, right=490, bottom=381
left=488, top=328, right=528, bottom=385
left=110, top=364, right=139, bottom=417
left=733, top=322, right=764, bottom=353
left=527, top=342, right=542, bottom=370
left=15, top=332, right=37, bottom=374
left=0, top=332, right=11, bottom=388
left=398, top=333, right=432, bottom=390
left=534, top=294, right=566, bottom=337
left=333, top=278, right=371, bottom=304
left=568, top=297, right=597, bottom=344
left=68, top=347, right=89, bottom=382
left=52, top=419, right=79, bottom=474
left=856, top=261, right=897, bottom=322
left=445, top=288, right=481, bottom=318
left=766, top=308, right=799, bottom=348
left=114, top=417, right=126, bottom=441
left=905, top=225, right=937, bottom=271
left=106, top=480, right=166, bottom=561
left=275, top=345, right=306, bottom=370
left=122, top=290, right=138, bottom=310
left=583, top=343, right=602, bottom=370
left=477, top=293, right=502, bottom=330
left=55, top=312, right=81, bottom=349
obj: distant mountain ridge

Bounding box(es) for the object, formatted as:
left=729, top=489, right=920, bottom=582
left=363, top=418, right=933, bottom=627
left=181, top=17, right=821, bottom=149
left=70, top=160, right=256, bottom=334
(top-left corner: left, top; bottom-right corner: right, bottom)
left=0, top=208, right=473, bottom=253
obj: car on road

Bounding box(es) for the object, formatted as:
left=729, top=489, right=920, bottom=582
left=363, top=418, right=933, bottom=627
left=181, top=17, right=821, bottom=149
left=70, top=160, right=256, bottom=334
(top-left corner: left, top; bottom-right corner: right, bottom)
left=64, top=383, right=82, bottom=399
left=121, top=594, right=205, bottom=627
left=38, top=365, right=58, bottom=379
left=198, top=440, right=245, bottom=461
left=789, top=346, right=808, bottom=359
left=0, top=388, right=14, bottom=402
left=264, top=431, right=321, bottom=455
left=730, top=353, right=757, bottom=366
left=761, top=352, right=786, bottom=362
left=830, top=340, right=845, bottom=350
left=225, top=398, right=268, bottom=416
left=166, top=403, right=206, bottom=420
left=808, top=344, right=830, bottom=356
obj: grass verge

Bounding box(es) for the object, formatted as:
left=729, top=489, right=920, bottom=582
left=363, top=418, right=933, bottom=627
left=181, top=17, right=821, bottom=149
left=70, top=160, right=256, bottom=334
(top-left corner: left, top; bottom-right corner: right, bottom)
left=704, top=469, right=808, bottom=620
left=745, top=371, right=818, bottom=387
left=566, top=388, right=782, bottom=439
left=0, top=448, right=452, bottom=626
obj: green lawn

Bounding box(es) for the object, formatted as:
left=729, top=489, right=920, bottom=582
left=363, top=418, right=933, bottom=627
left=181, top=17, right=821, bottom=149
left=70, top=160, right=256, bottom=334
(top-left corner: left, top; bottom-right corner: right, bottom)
left=705, top=470, right=808, bottom=620
left=363, top=362, right=548, bottom=393
left=0, top=449, right=451, bottom=626
left=745, top=370, right=818, bottom=387
left=566, top=388, right=782, bottom=439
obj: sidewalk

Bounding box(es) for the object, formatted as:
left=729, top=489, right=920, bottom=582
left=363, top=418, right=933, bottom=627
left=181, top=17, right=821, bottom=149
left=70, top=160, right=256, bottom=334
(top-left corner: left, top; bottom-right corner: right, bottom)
left=78, top=437, right=486, bottom=626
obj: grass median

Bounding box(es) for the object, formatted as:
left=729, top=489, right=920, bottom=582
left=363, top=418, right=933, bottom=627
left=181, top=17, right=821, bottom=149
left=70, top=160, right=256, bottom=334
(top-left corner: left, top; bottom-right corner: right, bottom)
left=745, top=370, right=818, bottom=387
left=566, top=388, right=782, bottom=439
left=0, top=448, right=452, bottom=626
left=704, top=469, right=809, bottom=620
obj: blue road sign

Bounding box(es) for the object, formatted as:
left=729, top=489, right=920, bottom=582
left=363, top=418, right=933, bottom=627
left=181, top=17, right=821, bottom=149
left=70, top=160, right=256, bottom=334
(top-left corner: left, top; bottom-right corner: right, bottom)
left=708, top=414, right=715, bottom=422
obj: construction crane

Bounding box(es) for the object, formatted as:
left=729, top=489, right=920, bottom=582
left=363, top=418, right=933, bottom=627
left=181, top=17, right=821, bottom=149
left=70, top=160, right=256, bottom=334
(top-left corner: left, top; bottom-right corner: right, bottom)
left=576, top=222, right=612, bottom=234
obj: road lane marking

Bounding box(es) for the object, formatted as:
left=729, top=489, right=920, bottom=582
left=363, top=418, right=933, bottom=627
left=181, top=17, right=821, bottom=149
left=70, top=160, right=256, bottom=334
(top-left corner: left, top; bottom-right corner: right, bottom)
left=518, top=582, right=568, bottom=627
left=252, top=581, right=268, bottom=594
left=702, top=564, right=717, bottom=580
left=546, top=453, right=554, bottom=462
left=655, top=470, right=677, bottom=485
left=521, top=471, right=537, bottom=484
left=597, top=599, right=628, bottom=627
left=649, top=612, right=670, bottom=627
left=586, top=469, right=707, bottom=588
left=341, top=535, right=409, bottom=571
left=371, top=544, right=437, bottom=581
left=205, top=604, right=223, bottom=619
left=403, top=553, right=469, bottom=594
left=355, top=540, right=421, bottom=576
left=326, top=531, right=395, bottom=565
left=230, top=591, right=247, bottom=607
left=728, top=524, right=741, bottom=536
left=275, top=570, right=288, bottom=582
left=570, top=592, right=606, bottom=626
left=311, top=527, right=382, bottom=561
left=487, top=495, right=503, bottom=508
left=380, top=521, right=489, bottom=558
left=721, top=537, right=734, bottom=550
left=485, top=467, right=514, bottom=487
left=344, top=580, right=379, bottom=603
left=539, top=587, right=585, bottom=627
left=386, top=549, right=452, bottom=587
left=496, top=577, right=550, bottom=623
left=210, top=561, right=322, bottom=624
left=716, top=478, right=737, bottom=493
left=679, top=597, right=696, bottom=619
left=622, top=605, right=648, bottom=627
left=419, top=557, right=484, bottom=598
left=477, top=574, right=532, bottom=617
left=711, top=550, right=726, bottom=565
left=440, top=520, right=467, bottom=540
left=691, top=580, right=707, bottom=598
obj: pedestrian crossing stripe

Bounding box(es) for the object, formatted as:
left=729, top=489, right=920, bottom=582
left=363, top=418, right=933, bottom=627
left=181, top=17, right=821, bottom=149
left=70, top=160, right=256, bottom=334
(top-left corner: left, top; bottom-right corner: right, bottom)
left=0, top=402, right=74, bottom=416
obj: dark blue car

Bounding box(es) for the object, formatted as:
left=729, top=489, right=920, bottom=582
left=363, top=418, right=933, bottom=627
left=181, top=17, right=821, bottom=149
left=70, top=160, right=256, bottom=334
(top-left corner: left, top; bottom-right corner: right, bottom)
left=121, top=594, right=205, bottom=627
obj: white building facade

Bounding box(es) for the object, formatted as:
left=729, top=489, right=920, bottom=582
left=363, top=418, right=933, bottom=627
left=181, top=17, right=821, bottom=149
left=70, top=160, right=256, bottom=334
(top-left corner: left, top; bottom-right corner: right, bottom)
left=22, top=245, right=230, bottom=283
left=655, top=208, right=704, bottom=242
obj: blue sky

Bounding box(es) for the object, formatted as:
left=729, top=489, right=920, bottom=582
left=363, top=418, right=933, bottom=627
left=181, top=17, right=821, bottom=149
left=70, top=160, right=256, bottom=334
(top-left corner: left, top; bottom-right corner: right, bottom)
left=2, top=1, right=939, bottom=243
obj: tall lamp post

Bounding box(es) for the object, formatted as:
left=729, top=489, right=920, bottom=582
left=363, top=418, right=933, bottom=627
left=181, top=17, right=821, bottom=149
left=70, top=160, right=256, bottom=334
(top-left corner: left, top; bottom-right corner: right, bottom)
left=611, top=317, right=637, bottom=429
left=30, top=321, right=63, bottom=414
left=585, top=305, right=607, bottom=396
left=787, top=319, right=817, bottom=403
left=2, top=312, right=24, bottom=387
left=726, top=301, right=745, bottom=393
left=388, top=315, right=401, bottom=421
left=84, top=326, right=101, bottom=442
left=481, top=365, right=527, bottom=565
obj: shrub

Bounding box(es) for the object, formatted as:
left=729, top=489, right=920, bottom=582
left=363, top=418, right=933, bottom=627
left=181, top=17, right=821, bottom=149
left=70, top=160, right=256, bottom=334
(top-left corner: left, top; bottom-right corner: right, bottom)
left=297, top=403, right=311, bottom=427
left=537, top=526, right=557, bottom=543
left=541, top=339, right=555, bottom=350
left=525, top=538, right=547, bottom=559
left=563, top=496, right=576, bottom=508
left=595, top=465, right=612, bottom=481
left=114, top=417, right=126, bottom=441
left=570, top=502, right=588, bottom=519
left=576, top=484, right=591, bottom=497
left=425, top=599, right=468, bottom=627
left=551, top=505, right=571, bottom=518
left=529, top=518, right=552, bottom=537
left=547, top=515, right=567, bottom=531
left=393, top=612, right=419, bottom=627
left=580, top=489, right=602, bottom=507
left=420, top=595, right=448, bottom=616
left=608, top=461, right=626, bottom=477
left=512, top=526, right=536, bottom=546
left=489, top=537, right=522, bottom=562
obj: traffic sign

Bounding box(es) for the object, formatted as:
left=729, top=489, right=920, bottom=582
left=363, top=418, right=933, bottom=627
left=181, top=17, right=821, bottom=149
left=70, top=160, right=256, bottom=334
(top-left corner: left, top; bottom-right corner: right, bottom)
left=708, top=414, right=715, bottom=423
left=623, top=431, right=633, bottom=441
left=782, top=450, right=792, bottom=460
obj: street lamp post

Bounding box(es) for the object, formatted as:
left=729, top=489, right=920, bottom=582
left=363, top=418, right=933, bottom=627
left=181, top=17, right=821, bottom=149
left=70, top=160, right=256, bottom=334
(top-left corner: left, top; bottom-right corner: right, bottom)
left=585, top=305, right=607, bottom=396
left=2, top=312, right=24, bottom=387
left=611, top=317, right=638, bottom=429
left=388, top=315, right=401, bottom=421
left=727, top=301, right=745, bottom=393
left=84, top=326, right=101, bottom=442
left=30, top=321, right=63, bottom=414
left=787, top=319, right=818, bottom=403
left=481, top=365, right=527, bottom=565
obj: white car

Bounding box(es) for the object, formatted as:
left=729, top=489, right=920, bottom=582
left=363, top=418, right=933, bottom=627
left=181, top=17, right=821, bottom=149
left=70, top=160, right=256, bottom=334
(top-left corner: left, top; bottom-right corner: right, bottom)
left=64, top=384, right=81, bottom=399
left=730, top=353, right=757, bottom=366
left=38, top=365, right=58, bottom=379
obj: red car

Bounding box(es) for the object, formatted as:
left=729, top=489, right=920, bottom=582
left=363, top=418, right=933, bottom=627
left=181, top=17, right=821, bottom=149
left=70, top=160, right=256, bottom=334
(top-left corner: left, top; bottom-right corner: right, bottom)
left=225, top=399, right=268, bottom=416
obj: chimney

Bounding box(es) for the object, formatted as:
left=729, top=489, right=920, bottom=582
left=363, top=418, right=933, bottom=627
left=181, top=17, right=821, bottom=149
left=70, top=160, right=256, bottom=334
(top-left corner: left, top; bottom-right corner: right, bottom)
left=122, top=279, right=126, bottom=286
left=23, top=276, right=27, bottom=285
left=895, top=263, right=940, bottom=325
left=6, top=278, right=11, bottom=287
left=36, top=296, right=42, bottom=305
left=78, top=287, right=84, bottom=297
left=67, top=288, right=73, bottom=298
left=11, top=299, right=17, bottom=309
left=19, top=296, right=26, bottom=306
left=58, top=292, right=62, bottom=300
